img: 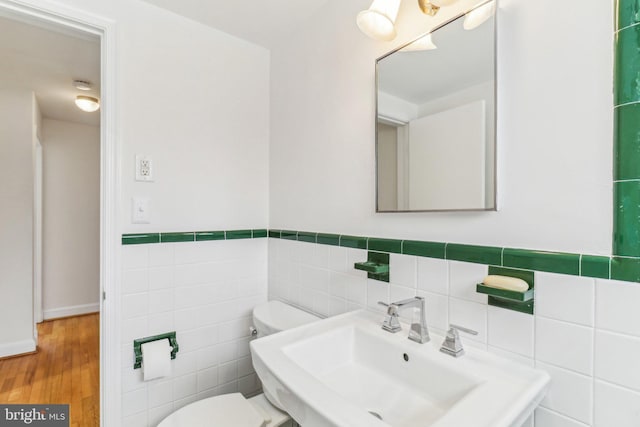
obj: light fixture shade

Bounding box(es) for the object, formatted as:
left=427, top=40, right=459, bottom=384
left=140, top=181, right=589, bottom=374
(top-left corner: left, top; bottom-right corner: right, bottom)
left=400, top=33, right=437, bottom=51
left=429, top=0, right=459, bottom=6
left=463, top=1, right=495, bottom=30
left=357, top=0, right=401, bottom=41
left=75, top=95, right=100, bottom=112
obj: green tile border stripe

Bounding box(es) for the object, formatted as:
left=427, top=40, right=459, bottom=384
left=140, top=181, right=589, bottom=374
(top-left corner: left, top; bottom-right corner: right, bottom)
left=266, top=229, right=636, bottom=282
left=122, top=229, right=268, bottom=245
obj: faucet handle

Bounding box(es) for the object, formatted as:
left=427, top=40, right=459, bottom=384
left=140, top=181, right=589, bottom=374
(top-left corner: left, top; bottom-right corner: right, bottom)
left=440, top=324, right=478, bottom=357
left=449, top=324, right=478, bottom=336
left=378, top=302, right=402, bottom=333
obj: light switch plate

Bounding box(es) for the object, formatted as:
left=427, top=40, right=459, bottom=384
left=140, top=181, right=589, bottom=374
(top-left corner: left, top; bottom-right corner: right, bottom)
left=132, top=197, right=151, bottom=224
left=135, top=155, right=153, bottom=182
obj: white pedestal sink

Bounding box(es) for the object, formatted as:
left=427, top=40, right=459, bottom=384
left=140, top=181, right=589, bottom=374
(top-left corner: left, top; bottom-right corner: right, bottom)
left=251, top=309, right=549, bottom=427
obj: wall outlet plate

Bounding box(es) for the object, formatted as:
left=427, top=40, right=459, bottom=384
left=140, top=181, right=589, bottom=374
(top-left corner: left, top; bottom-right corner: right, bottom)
left=135, top=154, right=153, bottom=182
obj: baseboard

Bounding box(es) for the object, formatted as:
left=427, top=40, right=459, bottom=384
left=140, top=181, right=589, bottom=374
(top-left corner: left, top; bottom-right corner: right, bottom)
left=43, top=303, right=100, bottom=320
left=0, top=339, right=37, bottom=358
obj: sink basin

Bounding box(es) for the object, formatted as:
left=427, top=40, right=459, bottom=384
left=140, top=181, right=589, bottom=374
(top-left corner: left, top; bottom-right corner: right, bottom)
left=251, top=310, right=549, bottom=427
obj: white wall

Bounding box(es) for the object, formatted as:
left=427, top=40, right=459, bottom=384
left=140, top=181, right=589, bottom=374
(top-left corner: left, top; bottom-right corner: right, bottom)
left=42, top=118, right=100, bottom=319
left=269, top=0, right=613, bottom=255
left=0, top=89, right=36, bottom=356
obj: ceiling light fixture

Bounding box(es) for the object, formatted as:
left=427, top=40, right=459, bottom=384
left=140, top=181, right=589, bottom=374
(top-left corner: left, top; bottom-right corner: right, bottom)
left=400, top=33, right=437, bottom=51
left=73, top=79, right=93, bottom=91
left=357, top=0, right=402, bottom=41
left=75, top=95, right=100, bottom=112
left=463, top=1, right=495, bottom=30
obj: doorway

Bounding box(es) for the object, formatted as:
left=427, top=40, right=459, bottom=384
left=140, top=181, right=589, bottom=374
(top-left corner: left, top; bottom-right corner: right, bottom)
left=0, top=1, right=118, bottom=426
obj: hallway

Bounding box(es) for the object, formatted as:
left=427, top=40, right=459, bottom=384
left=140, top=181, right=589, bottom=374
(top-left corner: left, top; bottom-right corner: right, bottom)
left=0, top=313, right=99, bottom=427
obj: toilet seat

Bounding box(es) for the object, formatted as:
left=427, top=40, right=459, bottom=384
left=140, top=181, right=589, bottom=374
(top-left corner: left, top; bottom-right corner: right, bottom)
left=157, top=393, right=264, bottom=427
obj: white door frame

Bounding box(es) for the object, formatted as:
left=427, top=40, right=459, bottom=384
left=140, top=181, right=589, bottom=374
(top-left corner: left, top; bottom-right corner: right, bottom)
left=33, top=135, right=42, bottom=325
left=0, top=1, right=120, bottom=426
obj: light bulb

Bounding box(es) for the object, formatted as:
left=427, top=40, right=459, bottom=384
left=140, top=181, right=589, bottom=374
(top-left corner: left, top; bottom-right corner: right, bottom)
left=75, top=95, right=100, bottom=112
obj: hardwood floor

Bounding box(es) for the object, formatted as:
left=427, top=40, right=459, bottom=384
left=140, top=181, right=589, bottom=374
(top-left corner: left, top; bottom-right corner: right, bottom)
left=0, top=313, right=100, bottom=427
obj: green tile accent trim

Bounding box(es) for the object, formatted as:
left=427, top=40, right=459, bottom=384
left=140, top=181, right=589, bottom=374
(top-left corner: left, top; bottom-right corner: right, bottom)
left=612, top=257, right=640, bottom=282
left=447, top=244, right=502, bottom=265
left=581, top=255, right=611, bottom=279
left=196, top=231, right=225, bottom=241
left=615, top=104, right=640, bottom=180
left=252, top=229, right=268, bottom=238
left=617, top=0, right=640, bottom=31
left=615, top=25, right=640, bottom=105
left=281, top=230, right=298, bottom=240
left=339, top=235, right=368, bottom=250
left=503, top=249, right=580, bottom=275
left=226, top=229, right=253, bottom=240
left=160, top=232, right=195, bottom=243
left=297, top=231, right=317, bottom=243
left=402, top=240, right=446, bottom=259
left=317, top=233, right=340, bottom=246
left=268, top=229, right=282, bottom=238
left=122, top=233, right=160, bottom=245
left=266, top=229, right=640, bottom=282
left=368, top=237, right=402, bottom=254
left=614, top=181, right=640, bottom=257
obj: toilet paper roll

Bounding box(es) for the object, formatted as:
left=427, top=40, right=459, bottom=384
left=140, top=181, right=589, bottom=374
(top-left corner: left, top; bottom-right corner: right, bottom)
left=141, top=339, right=172, bottom=381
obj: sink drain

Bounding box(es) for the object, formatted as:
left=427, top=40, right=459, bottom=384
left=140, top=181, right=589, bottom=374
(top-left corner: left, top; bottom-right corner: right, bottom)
left=368, top=411, right=383, bottom=421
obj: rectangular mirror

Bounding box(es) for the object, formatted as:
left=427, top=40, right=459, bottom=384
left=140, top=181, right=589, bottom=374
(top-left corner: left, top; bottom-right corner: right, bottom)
left=376, top=1, right=496, bottom=212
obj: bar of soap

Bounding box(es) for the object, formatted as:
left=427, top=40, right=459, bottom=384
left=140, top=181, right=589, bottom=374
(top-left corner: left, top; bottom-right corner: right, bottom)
left=482, top=275, right=529, bottom=292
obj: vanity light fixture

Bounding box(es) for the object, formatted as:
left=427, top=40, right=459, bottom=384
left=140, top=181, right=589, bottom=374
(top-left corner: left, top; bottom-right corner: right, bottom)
left=418, top=0, right=460, bottom=16
left=75, top=95, right=100, bottom=112
left=357, top=0, right=402, bottom=41
left=463, top=0, right=495, bottom=30
left=400, top=33, right=437, bottom=51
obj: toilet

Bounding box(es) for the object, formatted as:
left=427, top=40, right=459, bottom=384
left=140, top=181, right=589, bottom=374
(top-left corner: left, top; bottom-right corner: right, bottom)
left=158, top=301, right=320, bottom=427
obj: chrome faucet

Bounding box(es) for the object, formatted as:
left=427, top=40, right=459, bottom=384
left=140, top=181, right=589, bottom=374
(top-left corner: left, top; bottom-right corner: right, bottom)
left=378, top=297, right=430, bottom=344
left=440, top=324, right=478, bottom=357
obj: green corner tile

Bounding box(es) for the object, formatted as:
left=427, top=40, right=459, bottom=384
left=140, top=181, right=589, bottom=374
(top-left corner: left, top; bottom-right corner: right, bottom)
left=252, top=229, right=268, bottom=238
left=503, top=249, right=580, bottom=275
left=226, top=229, right=253, bottom=240
left=402, top=240, right=446, bottom=259
left=339, top=235, right=367, bottom=250
left=617, top=0, right=640, bottom=30
left=614, top=181, right=640, bottom=257
left=611, top=256, right=640, bottom=282
left=446, top=244, right=502, bottom=265
left=122, top=233, right=160, bottom=245
left=317, top=233, right=340, bottom=246
left=268, top=230, right=282, bottom=238
left=196, top=231, right=225, bottom=241
left=280, top=230, right=298, bottom=240
left=368, top=238, right=402, bottom=254
left=297, top=231, right=317, bottom=243
left=615, top=104, right=640, bottom=180
left=160, top=232, right=195, bottom=243
left=615, top=25, right=640, bottom=105
left=581, top=255, right=611, bottom=279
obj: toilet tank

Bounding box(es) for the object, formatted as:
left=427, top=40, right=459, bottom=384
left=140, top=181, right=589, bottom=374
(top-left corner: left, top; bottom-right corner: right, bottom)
left=252, top=301, right=320, bottom=338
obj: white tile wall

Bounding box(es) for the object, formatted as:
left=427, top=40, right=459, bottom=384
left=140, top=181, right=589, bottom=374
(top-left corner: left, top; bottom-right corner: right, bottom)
left=121, top=239, right=267, bottom=426
left=268, top=238, right=640, bottom=427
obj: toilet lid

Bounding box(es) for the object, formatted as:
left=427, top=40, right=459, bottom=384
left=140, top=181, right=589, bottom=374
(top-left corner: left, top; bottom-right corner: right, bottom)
left=158, top=393, right=264, bottom=427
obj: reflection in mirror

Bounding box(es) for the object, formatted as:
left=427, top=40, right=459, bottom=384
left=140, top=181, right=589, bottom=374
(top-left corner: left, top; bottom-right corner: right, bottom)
left=376, top=1, right=496, bottom=212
